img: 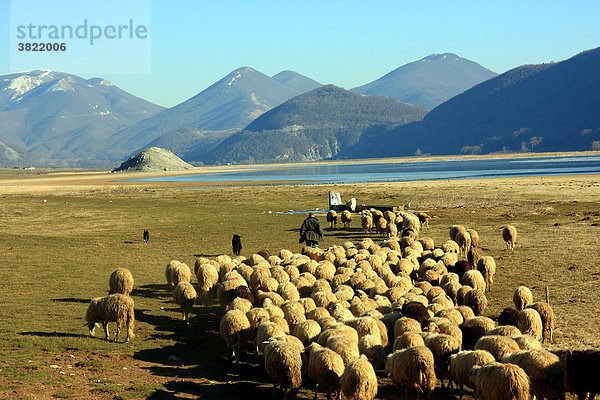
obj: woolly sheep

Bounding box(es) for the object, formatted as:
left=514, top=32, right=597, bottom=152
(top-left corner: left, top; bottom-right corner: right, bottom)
left=305, top=342, right=345, bottom=400
left=498, top=307, right=521, bottom=327
left=393, top=331, right=425, bottom=351
left=340, top=355, right=378, bottom=400
left=518, top=308, right=543, bottom=341
left=511, top=334, right=542, bottom=350
left=449, top=350, right=496, bottom=400
left=449, top=225, right=467, bottom=241
left=293, top=319, right=321, bottom=346
left=376, top=217, right=388, bottom=236
left=442, top=240, right=460, bottom=254
left=401, top=302, right=431, bottom=324
left=386, top=346, right=436, bottom=400
left=435, top=308, right=464, bottom=326
left=361, top=214, right=373, bottom=234
left=467, top=228, right=479, bottom=248
left=476, top=256, right=496, bottom=292
left=173, top=281, right=197, bottom=322
left=463, top=289, right=488, bottom=316
left=228, top=296, right=253, bottom=313
left=345, top=317, right=380, bottom=341
left=264, top=336, right=303, bottom=399
left=108, top=268, right=134, bottom=295
left=326, top=335, right=360, bottom=365
left=165, top=260, right=181, bottom=287
left=247, top=307, right=270, bottom=346
left=455, top=231, right=472, bottom=255
left=220, top=309, right=251, bottom=363
left=423, top=332, right=462, bottom=386
left=298, top=297, right=317, bottom=314
left=474, top=335, right=520, bottom=361
left=502, top=349, right=564, bottom=400
left=462, top=270, right=486, bottom=293
left=196, top=263, right=219, bottom=302
left=170, top=262, right=192, bottom=288
left=467, top=246, right=484, bottom=270
left=502, top=225, right=517, bottom=250
left=341, top=210, right=352, bottom=229
left=527, top=302, right=555, bottom=343
left=358, top=334, right=386, bottom=370
left=84, top=293, right=135, bottom=343
left=462, top=316, right=496, bottom=350
left=402, top=213, right=421, bottom=232
left=419, top=237, right=435, bottom=251
left=486, top=325, right=522, bottom=337
left=327, top=210, right=338, bottom=229
left=470, top=362, right=530, bottom=400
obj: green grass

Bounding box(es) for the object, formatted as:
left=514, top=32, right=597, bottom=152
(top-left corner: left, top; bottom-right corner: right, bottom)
left=0, top=175, right=598, bottom=398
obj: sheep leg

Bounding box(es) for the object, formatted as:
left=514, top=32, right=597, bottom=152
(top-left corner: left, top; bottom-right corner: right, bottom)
left=459, top=385, right=463, bottom=400
left=102, top=322, right=110, bottom=340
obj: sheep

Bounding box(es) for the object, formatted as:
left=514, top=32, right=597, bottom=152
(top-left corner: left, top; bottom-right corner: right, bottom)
left=220, top=309, right=251, bottom=363
left=196, top=263, right=219, bottom=302
left=293, top=319, right=321, bottom=346
left=527, top=302, right=555, bottom=343
left=376, top=217, right=388, bottom=236
left=415, top=212, right=431, bottom=229
left=264, top=336, right=303, bottom=400
left=340, top=355, right=378, bottom=400
left=419, top=237, right=435, bottom=251
left=228, top=296, right=253, bottom=313
left=455, top=231, right=472, bottom=255
left=247, top=307, right=270, bottom=348
left=166, top=262, right=192, bottom=287
left=467, top=246, right=484, bottom=270
left=108, top=268, right=134, bottom=295
left=344, top=317, right=380, bottom=341
left=462, top=270, right=486, bottom=293
left=393, top=331, right=426, bottom=351
left=463, top=288, right=488, bottom=316
left=486, top=325, right=522, bottom=337
left=402, top=213, right=421, bottom=232
left=518, top=308, right=543, bottom=341
left=467, top=228, right=479, bottom=248
left=84, top=294, right=135, bottom=343
left=449, top=350, right=496, bottom=400
left=385, top=221, right=398, bottom=238
left=511, top=335, right=542, bottom=350
left=304, top=342, right=345, bottom=400
left=557, top=349, right=600, bottom=400
left=423, top=332, right=462, bottom=387
left=449, top=225, right=467, bottom=241
left=476, top=256, right=496, bottom=292
left=502, top=225, right=517, bottom=250
left=326, top=335, right=360, bottom=365
left=358, top=334, right=386, bottom=370
left=435, top=308, right=464, bottom=326
left=498, top=307, right=521, bottom=327
left=474, top=335, right=520, bottom=361
left=341, top=210, right=352, bottom=229
left=470, top=362, right=530, bottom=400
left=165, top=260, right=182, bottom=287
left=361, top=214, right=373, bottom=234
left=327, top=210, right=338, bottom=229
left=401, top=302, right=431, bottom=324
left=502, top=349, right=564, bottom=400
left=386, top=346, right=436, bottom=400
left=453, top=260, right=473, bottom=280
left=442, top=240, right=460, bottom=254
left=256, top=322, right=287, bottom=354
left=462, top=316, right=496, bottom=350
left=173, top=281, right=197, bottom=322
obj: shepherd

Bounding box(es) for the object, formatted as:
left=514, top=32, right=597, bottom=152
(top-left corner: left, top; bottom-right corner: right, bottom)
left=299, top=212, right=324, bottom=248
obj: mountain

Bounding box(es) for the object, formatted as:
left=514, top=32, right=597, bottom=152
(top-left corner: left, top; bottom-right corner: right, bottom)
left=349, top=47, right=600, bottom=158
left=205, top=85, right=428, bottom=164
left=352, top=53, right=497, bottom=109
left=272, top=70, right=322, bottom=93
left=112, top=146, right=194, bottom=172
left=0, top=69, right=164, bottom=167
left=109, top=67, right=303, bottom=161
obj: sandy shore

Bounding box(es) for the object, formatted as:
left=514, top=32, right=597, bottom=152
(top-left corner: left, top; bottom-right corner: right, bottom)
left=1, top=151, right=598, bottom=195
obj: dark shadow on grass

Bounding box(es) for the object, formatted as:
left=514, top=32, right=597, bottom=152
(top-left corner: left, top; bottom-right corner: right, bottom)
left=53, top=297, right=90, bottom=303
left=193, top=253, right=221, bottom=258
left=19, top=331, right=88, bottom=338
left=123, top=241, right=134, bottom=244
left=132, top=284, right=171, bottom=299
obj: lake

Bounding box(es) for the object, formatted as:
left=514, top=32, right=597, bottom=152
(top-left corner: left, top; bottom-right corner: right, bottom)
left=124, top=154, right=600, bottom=187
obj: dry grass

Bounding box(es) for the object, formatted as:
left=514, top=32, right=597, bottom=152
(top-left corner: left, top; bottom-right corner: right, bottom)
left=0, top=172, right=598, bottom=398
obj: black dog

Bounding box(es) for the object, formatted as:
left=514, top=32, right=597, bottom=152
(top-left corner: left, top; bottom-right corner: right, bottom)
left=143, top=229, right=149, bottom=243
left=232, top=234, right=242, bottom=256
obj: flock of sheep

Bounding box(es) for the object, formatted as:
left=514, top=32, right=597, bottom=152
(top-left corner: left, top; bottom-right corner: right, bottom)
left=82, top=207, right=599, bottom=400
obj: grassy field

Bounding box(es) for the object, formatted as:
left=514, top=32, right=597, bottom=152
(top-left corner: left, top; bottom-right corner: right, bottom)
left=0, top=172, right=599, bottom=399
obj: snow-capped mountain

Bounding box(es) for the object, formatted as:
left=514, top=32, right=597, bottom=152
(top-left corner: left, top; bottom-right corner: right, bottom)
left=353, top=53, right=498, bottom=109
left=0, top=69, right=164, bottom=167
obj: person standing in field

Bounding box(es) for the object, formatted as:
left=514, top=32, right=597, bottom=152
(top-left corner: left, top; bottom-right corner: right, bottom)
left=299, top=213, right=324, bottom=248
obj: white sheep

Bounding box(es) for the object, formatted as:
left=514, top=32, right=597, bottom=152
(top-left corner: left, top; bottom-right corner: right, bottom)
left=449, top=350, right=496, bottom=400
left=518, top=308, right=543, bottom=341
left=196, top=263, right=219, bottom=302
left=108, top=268, right=134, bottom=295
left=513, top=286, right=534, bottom=311
left=340, top=354, right=378, bottom=400
left=264, top=336, right=303, bottom=399
left=304, top=342, right=344, bottom=400
left=470, top=362, right=530, bottom=400
left=476, top=255, right=496, bottom=292
left=173, top=281, right=197, bottom=322
left=501, top=349, right=564, bottom=400
left=502, top=225, right=517, bottom=250
left=386, top=346, right=436, bottom=400
left=220, top=309, right=250, bottom=364
left=84, top=293, right=135, bottom=343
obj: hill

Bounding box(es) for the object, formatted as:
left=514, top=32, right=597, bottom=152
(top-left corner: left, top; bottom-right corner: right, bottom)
left=348, top=47, right=600, bottom=158
left=352, top=53, right=497, bottom=109
left=0, top=70, right=164, bottom=167
left=272, top=70, right=322, bottom=93
left=205, top=85, right=428, bottom=164
left=109, top=67, right=304, bottom=161
left=112, top=146, right=194, bottom=172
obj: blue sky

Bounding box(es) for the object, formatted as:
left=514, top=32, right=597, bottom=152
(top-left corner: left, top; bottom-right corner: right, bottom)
left=1, top=0, right=599, bottom=107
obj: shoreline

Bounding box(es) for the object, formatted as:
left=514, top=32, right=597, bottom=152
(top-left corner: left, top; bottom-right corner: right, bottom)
left=0, top=150, right=598, bottom=195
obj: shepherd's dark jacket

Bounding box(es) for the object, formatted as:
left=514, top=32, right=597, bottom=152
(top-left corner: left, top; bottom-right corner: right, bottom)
left=299, top=215, right=324, bottom=243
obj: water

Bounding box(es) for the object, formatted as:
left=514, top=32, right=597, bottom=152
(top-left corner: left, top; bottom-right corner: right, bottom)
left=123, top=154, right=600, bottom=187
